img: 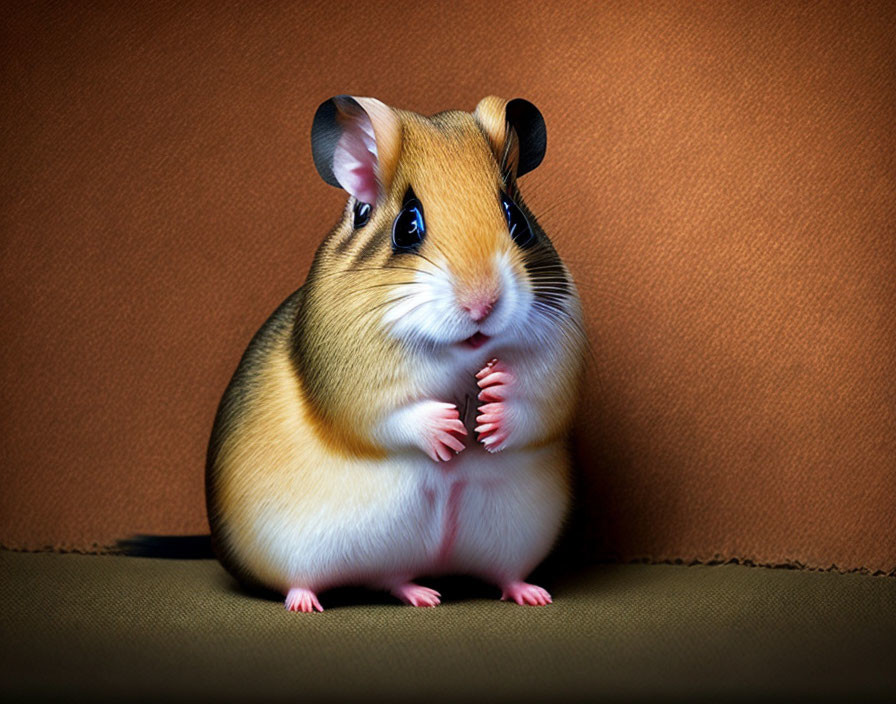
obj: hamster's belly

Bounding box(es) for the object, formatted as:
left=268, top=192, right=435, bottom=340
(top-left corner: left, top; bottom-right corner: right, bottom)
left=225, top=443, right=569, bottom=591
left=421, top=442, right=570, bottom=580
left=225, top=452, right=441, bottom=591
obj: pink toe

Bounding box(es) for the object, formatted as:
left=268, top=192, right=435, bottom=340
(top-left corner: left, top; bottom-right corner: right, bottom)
left=477, top=371, right=512, bottom=389
left=394, top=583, right=441, bottom=607
left=478, top=387, right=506, bottom=402
left=500, top=582, right=552, bottom=607
left=475, top=359, right=499, bottom=379
left=421, top=402, right=468, bottom=462
left=285, top=587, right=323, bottom=613
left=438, top=433, right=466, bottom=453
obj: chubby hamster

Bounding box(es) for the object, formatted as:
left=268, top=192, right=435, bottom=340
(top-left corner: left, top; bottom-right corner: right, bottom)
left=206, top=95, right=586, bottom=611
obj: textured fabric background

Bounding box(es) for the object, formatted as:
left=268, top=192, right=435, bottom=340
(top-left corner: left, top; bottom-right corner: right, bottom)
left=1, top=1, right=894, bottom=570
left=2, top=553, right=895, bottom=700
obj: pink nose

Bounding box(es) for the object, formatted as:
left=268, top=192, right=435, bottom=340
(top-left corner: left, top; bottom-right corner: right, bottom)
left=463, top=298, right=496, bottom=323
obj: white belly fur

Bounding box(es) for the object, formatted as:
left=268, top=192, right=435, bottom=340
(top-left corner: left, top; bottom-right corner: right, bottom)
left=223, top=442, right=570, bottom=593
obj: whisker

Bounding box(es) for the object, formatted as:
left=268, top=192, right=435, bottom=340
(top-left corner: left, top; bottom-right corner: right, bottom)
left=526, top=269, right=647, bottom=313
left=530, top=301, right=596, bottom=367
left=531, top=299, right=590, bottom=340
left=412, top=251, right=449, bottom=277
left=342, top=293, right=417, bottom=329
left=526, top=192, right=583, bottom=223
left=310, top=264, right=436, bottom=283
left=382, top=297, right=438, bottom=356
left=531, top=286, right=573, bottom=293
left=341, top=280, right=423, bottom=297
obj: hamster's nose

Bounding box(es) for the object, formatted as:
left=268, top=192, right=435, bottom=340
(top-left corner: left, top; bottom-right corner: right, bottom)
left=462, top=295, right=497, bottom=323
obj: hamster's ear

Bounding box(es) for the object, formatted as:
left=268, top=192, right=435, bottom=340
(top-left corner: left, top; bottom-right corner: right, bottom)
left=474, top=96, right=547, bottom=178
left=311, top=96, right=401, bottom=204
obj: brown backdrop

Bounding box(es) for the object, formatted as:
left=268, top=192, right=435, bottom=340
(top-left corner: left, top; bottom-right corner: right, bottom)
left=2, top=0, right=894, bottom=572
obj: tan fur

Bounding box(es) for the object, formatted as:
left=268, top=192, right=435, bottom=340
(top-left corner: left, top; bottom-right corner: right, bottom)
left=210, top=320, right=398, bottom=588
left=207, top=97, right=585, bottom=595
left=473, top=96, right=520, bottom=174
left=395, top=112, right=509, bottom=288
left=295, top=108, right=545, bottom=456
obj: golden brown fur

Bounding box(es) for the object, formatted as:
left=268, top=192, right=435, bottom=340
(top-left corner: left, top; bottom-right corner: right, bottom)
left=206, top=96, right=585, bottom=600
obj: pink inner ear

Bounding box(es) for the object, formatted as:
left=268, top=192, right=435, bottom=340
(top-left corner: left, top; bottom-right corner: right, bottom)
left=332, top=115, right=379, bottom=204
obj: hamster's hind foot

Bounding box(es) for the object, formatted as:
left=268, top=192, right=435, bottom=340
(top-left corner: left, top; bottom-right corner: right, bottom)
left=285, top=587, right=324, bottom=613
left=500, top=581, right=552, bottom=606
left=391, top=582, right=442, bottom=608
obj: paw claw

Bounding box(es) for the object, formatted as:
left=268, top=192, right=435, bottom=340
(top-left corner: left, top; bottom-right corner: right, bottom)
left=478, top=386, right=507, bottom=402
left=393, top=583, right=442, bottom=608
left=420, top=401, right=467, bottom=462
left=474, top=359, right=515, bottom=451
left=477, top=370, right=513, bottom=389
left=500, top=582, right=552, bottom=606
left=475, top=358, right=500, bottom=380
left=285, top=587, right=323, bottom=613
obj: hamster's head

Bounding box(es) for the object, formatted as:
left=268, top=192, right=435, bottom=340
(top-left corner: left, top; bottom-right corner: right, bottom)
left=310, top=95, right=579, bottom=354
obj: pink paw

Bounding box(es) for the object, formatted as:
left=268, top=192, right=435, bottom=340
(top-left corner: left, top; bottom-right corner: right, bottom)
left=500, top=581, right=552, bottom=606
left=392, top=582, right=441, bottom=608
left=421, top=402, right=467, bottom=462
left=285, top=587, right=323, bottom=613
left=475, top=359, right=514, bottom=452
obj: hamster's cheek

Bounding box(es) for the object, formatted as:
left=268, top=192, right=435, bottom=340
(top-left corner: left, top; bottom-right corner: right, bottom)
left=381, top=268, right=469, bottom=346
left=480, top=265, right=531, bottom=340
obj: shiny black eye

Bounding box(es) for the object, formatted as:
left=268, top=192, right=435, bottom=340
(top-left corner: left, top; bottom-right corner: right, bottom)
left=501, top=192, right=535, bottom=249
left=353, top=201, right=371, bottom=229
left=392, top=187, right=426, bottom=253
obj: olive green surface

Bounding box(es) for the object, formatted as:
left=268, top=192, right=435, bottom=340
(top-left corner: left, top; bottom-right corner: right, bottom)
left=1, top=552, right=894, bottom=702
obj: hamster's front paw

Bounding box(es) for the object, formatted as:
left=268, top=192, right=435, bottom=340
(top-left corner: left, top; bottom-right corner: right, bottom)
left=419, top=401, right=467, bottom=462
left=475, top=358, right=515, bottom=452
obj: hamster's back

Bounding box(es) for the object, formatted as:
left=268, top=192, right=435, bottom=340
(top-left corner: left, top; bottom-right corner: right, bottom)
left=205, top=287, right=305, bottom=588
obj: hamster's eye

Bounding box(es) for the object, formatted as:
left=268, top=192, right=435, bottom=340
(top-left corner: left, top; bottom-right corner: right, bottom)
left=353, top=201, right=371, bottom=229
left=501, top=192, right=535, bottom=249
left=392, top=187, right=426, bottom=253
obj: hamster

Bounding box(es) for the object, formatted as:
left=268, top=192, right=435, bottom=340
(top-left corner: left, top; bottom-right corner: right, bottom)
left=205, top=95, right=585, bottom=611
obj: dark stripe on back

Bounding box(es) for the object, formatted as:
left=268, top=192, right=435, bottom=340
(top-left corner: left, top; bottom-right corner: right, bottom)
left=334, top=230, right=355, bottom=255
left=352, top=226, right=386, bottom=264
